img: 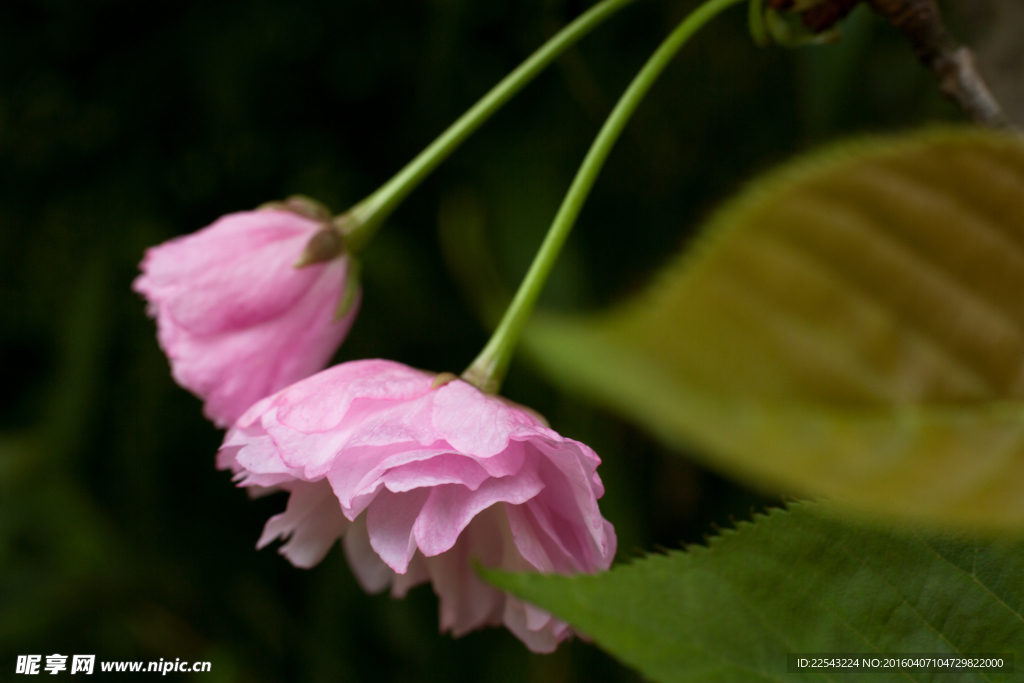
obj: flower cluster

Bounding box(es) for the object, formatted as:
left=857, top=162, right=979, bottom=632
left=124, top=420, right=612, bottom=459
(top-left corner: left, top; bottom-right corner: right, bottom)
left=136, top=205, right=616, bottom=652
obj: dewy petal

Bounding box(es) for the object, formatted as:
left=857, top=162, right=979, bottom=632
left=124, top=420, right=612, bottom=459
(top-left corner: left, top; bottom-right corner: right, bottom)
left=256, top=480, right=349, bottom=569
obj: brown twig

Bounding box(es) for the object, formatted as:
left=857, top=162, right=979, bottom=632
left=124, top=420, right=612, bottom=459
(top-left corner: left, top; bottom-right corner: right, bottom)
left=867, top=0, right=1011, bottom=129
left=769, top=0, right=1013, bottom=130
left=801, top=0, right=862, bottom=33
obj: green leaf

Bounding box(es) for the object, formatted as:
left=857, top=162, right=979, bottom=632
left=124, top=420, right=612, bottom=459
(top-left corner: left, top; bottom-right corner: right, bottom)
left=524, top=128, right=1024, bottom=527
left=486, top=503, right=1024, bottom=683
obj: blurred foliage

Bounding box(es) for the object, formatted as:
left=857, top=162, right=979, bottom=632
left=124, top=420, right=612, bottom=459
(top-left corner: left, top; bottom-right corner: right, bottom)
left=524, top=129, right=1024, bottom=528
left=0, top=0, right=970, bottom=680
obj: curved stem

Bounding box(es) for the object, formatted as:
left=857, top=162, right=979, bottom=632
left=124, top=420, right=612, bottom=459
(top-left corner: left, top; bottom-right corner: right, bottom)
left=343, top=0, right=640, bottom=253
left=462, top=0, right=745, bottom=394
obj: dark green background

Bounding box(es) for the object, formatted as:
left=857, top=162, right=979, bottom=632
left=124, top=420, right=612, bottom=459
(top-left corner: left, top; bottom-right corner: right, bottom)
left=0, top=0, right=963, bottom=680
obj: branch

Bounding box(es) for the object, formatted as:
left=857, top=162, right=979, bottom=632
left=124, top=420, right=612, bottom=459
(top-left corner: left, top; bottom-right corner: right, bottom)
left=867, top=0, right=1011, bottom=129
left=770, top=0, right=1014, bottom=130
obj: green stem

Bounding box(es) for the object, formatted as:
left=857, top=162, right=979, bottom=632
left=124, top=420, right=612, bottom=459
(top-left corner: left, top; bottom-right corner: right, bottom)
left=342, top=0, right=640, bottom=253
left=462, top=0, right=745, bottom=394
left=748, top=0, right=769, bottom=47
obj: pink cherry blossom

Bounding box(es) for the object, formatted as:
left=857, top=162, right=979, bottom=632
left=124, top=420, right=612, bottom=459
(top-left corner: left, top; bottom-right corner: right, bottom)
left=217, top=359, right=617, bottom=652
left=134, top=209, right=359, bottom=427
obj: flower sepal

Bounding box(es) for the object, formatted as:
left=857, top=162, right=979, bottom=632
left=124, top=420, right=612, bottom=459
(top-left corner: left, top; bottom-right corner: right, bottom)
left=294, top=225, right=346, bottom=268
left=335, top=257, right=361, bottom=320
left=258, top=194, right=332, bottom=222
left=750, top=0, right=857, bottom=47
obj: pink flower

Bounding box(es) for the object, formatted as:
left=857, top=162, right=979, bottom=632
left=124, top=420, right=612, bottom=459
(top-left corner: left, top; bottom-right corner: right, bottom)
left=217, top=359, right=617, bottom=652
left=134, top=209, right=359, bottom=427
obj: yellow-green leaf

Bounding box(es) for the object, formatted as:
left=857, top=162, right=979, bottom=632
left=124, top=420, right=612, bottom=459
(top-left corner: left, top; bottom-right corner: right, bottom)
left=524, top=128, right=1024, bottom=527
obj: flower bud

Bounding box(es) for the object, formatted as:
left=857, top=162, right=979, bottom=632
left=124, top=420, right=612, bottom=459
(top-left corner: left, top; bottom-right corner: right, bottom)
left=134, top=207, right=361, bottom=427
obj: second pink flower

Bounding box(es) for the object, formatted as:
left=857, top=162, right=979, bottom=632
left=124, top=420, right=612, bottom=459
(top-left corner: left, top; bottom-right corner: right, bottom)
left=217, top=358, right=617, bottom=652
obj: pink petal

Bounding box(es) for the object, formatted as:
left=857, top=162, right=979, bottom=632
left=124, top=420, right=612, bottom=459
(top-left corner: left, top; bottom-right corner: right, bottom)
left=273, top=359, right=432, bottom=433
left=530, top=440, right=609, bottom=552
left=459, top=438, right=528, bottom=480
left=256, top=480, right=349, bottom=569
left=422, top=505, right=507, bottom=636
left=258, top=363, right=435, bottom=477
left=504, top=503, right=558, bottom=573
left=431, top=381, right=541, bottom=458
left=381, top=453, right=491, bottom=493
left=134, top=211, right=324, bottom=334
left=234, top=434, right=303, bottom=478
left=366, top=487, right=431, bottom=574
left=152, top=256, right=354, bottom=426
left=327, top=444, right=451, bottom=516
left=502, top=597, right=569, bottom=654
left=391, top=552, right=429, bottom=598
left=413, top=464, right=545, bottom=558
left=342, top=513, right=394, bottom=594
left=342, top=391, right=439, bottom=449
left=261, top=407, right=359, bottom=479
